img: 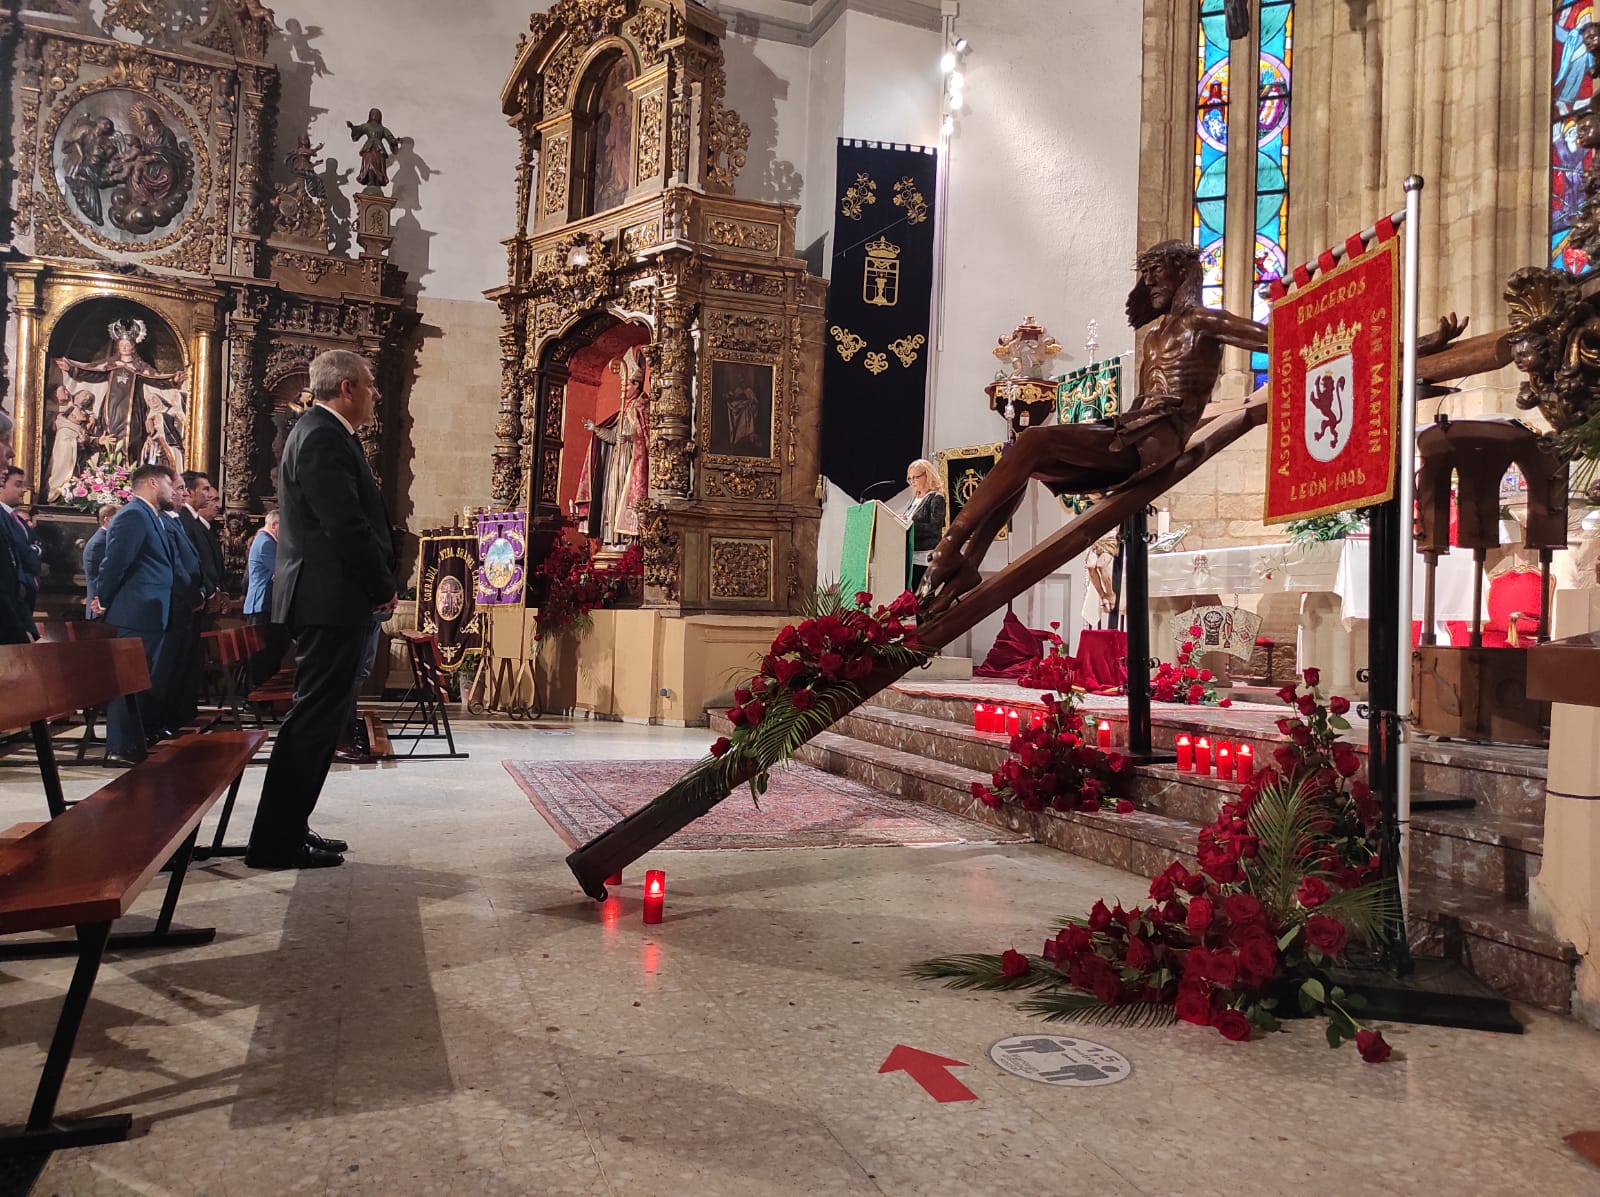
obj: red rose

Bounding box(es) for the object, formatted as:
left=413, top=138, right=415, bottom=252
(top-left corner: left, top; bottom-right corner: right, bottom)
left=1224, top=894, right=1266, bottom=926
left=1332, top=743, right=1362, bottom=778
left=1063, top=925, right=1093, bottom=954
left=1125, top=936, right=1155, bottom=971
left=1188, top=683, right=1206, bottom=703
left=1296, top=693, right=1318, bottom=716
left=1149, top=873, right=1176, bottom=902
left=727, top=706, right=748, bottom=727
left=1219, top=699, right=1233, bottom=708
left=1206, top=950, right=1239, bottom=987
left=1093, top=970, right=1124, bottom=1006
left=1355, top=1028, right=1392, bottom=1063
left=1088, top=900, right=1113, bottom=932
left=843, top=654, right=875, bottom=680
left=791, top=687, right=817, bottom=713
left=1078, top=797, right=1101, bottom=813
left=1199, top=669, right=1213, bottom=682
left=1296, top=876, right=1330, bottom=907
left=817, top=652, right=845, bottom=679
left=1276, top=683, right=1299, bottom=703
left=854, top=590, right=873, bottom=608
left=1186, top=897, right=1216, bottom=936
left=734, top=687, right=752, bottom=705
left=745, top=699, right=766, bottom=724
left=1303, top=667, right=1321, bottom=687
left=1189, top=624, right=1203, bottom=637
left=710, top=736, right=732, bottom=757
left=1237, top=935, right=1278, bottom=983
left=1001, top=948, right=1030, bottom=978
left=1175, top=984, right=1214, bottom=1026
left=1116, top=799, right=1134, bottom=814
left=1329, top=695, right=1351, bottom=715
left=1214, top=1009, right=1252, bottom=1042
left=1305, top=914, right=1349, bottom=957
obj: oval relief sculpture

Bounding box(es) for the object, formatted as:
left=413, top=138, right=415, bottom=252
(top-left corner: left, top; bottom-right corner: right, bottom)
left=53, top=89, right=198, bottom=242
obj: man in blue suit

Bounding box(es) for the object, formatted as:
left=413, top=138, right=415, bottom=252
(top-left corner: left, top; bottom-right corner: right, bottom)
left=82, top=502, right=118, bottom=617
left=97, top=464, right=186, bottom=765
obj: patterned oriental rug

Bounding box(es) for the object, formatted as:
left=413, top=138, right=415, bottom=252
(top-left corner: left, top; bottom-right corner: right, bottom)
left=503, top=758, right=1025, bottom=852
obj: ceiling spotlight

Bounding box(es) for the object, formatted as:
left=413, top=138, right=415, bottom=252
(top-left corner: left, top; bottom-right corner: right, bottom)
left=949, top=70, right=965, bottom=91
left=941, top=114, right=955, bottom=135
left=940, top=50, right=956, bottom=73
left=948, top=92, right=964, bottom=113
left=954, top=37, right=969, bottom=53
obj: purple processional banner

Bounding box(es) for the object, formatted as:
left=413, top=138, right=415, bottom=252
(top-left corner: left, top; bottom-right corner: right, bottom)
left=475, top=510, right=529, bottom=606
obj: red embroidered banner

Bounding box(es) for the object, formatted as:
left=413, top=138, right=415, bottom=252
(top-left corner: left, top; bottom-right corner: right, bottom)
left=1264, top=235, right=1400, bottom=524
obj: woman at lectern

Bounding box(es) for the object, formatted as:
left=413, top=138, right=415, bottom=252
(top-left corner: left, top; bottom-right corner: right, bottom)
left=904, top=458, right=947, bottom=591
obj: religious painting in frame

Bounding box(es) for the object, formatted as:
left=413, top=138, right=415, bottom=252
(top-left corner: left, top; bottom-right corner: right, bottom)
left=708, top=359, right=775, bottom=460
left=588, top=55, right=635, bottom=215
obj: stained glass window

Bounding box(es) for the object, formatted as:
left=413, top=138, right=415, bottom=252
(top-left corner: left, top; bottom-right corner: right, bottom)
left=1552, top=1, right=1596, bottom=275
left=1251, top=0, right=1293, bottom=381
left=1193, top=0, right=1231, bottom=311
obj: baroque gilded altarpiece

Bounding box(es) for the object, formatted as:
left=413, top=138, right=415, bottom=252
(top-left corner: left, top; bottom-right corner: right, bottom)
left=491, top=0, right=826, bottom=614
left=0, top=0, right=414, bottom=580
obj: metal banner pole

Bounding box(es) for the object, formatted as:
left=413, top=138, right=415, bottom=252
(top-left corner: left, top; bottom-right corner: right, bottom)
left=1396, top=175, right=1423, bottom=915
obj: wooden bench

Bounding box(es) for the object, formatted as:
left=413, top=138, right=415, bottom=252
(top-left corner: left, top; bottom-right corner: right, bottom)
left=386, top=632, right=468, bottom=760
left=0, top=639, right=266, bottom=1156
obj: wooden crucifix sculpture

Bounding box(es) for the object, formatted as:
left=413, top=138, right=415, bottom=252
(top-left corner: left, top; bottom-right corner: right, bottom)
left=917, top=239, right=1469, bottom=617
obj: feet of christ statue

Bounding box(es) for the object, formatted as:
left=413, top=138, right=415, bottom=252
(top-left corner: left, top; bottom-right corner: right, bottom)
left=916, top=239, right=1468, bottom=617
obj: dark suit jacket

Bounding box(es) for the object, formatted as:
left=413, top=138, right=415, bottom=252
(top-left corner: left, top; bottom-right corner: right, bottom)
left=99, top=499, right=180, bottom=633
left=163, top=514, right=202, bottom=628
left=1, top=507, right=40, bottom=597
left=82, top=525, right=111, bottom=611
left=274, top=404, right=396, bottom=627
left=0, top=531, right=34, bottom=644
left=179, top=507, right=224, bottom=596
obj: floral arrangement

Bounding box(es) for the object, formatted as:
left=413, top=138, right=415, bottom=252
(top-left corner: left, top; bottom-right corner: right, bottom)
left=61, top=451, right=133, bottom=512
left=1017, top=622, right=1081, bottom=692
left=533, top=529, right=642, bottom=641
left=1286, top=509, right=1369, bottom=542
left=975, top=674, right=1129, bottom=817
left=915, top=672, right=1398, bottom=1062
left=1153, top=624, right=1232, bottom=707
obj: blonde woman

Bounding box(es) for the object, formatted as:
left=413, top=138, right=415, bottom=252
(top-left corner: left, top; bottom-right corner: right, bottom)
left=904, top=458, right=947, bottom=589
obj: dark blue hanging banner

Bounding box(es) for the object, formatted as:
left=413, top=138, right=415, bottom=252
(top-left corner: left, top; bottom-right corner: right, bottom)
left=820, top=140, right=938, bottom=501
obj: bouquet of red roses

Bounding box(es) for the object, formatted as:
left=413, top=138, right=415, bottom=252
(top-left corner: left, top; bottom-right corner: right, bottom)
left=916, top=673, right=1398, bottom=1063
left=1152, top=623, right=1232, bottom=707
left=970, top=688, right=1130, bottom=816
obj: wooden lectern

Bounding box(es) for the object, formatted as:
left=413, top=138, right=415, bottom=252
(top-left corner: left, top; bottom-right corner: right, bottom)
left=839, top=501, right=912, bottom=606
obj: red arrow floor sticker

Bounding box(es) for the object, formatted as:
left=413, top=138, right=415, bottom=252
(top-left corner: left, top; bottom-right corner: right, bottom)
left=878, top=1044, right=978, bottom=1103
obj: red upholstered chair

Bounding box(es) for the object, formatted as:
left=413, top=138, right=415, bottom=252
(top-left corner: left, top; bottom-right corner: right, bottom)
left=1481, top=568, right=1545, bottom=649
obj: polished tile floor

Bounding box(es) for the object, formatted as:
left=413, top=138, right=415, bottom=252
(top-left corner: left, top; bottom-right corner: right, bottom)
left=2, top=721, right=1599, bottom=1195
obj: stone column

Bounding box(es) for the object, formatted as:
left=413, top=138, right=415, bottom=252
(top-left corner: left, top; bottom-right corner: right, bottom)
left=1532, top=588, right=1600, bottom=1026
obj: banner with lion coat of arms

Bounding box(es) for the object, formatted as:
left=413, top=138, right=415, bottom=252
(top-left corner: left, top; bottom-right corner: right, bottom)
left=1264, top=235, right=1400, bottom=524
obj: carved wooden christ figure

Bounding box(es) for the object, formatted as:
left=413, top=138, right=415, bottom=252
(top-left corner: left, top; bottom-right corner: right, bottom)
left=917, top=240, right=1465, bottom=615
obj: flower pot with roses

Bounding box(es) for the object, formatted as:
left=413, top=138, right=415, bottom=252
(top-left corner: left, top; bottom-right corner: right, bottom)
left=916, top=671, right=1400, bottom=1063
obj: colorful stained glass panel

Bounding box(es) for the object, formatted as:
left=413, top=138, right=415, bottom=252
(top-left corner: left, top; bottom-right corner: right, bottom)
left=1252, top=1, right=1292, bottom=380
left=1193, top=0, right=1231, bottom=311
left=1553, top=1, right=1596, bottom=274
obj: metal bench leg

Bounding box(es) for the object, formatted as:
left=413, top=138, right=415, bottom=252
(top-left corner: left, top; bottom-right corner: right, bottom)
left=0, top=921, right=133, bottom=1156
left=32, top=720, right=67, bottom=819
left=191, top=771, right=248, bottom=861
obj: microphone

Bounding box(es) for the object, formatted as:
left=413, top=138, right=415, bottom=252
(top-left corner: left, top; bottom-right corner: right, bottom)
left=857, top=479, right=900, bottom=499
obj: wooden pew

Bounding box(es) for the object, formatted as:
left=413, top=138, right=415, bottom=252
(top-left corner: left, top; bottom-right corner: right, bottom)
left=0, top=639, right=266, bottom=1156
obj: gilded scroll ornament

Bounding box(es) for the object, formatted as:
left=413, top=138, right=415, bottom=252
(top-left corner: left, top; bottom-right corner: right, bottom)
left=864, top=351, right=889, bottom=376
left=831, top=326, right=866, bottom=362
left=542, top=132, right=570, bottom=216
left=635, top=91, right=665, bottom=185
left=709, top=312, right=782, bottom=354
left=893, top=175, right=928, bottom=224
left=709, top=537, right=772, bottom=600
left=705, top=107, right=750, bottom=190
left=706, top=219, right=778, bottom=252
left=888, top=333, right=926, bottom=368
left=840, top=173, right=877, bottom=220
left=626, top=7, right=670, bottom=64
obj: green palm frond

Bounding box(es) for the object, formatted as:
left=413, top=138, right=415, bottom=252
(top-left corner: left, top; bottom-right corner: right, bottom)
left=1242, top=777, right=1322, bottom=916
left=1310, top=877, right=1400, bottom=942
left=801, top=581, right=851, bottom=620
left=741, top=683, right=863, bottom=765
left=1018, top=992, right=1178, bottom=1028
left=908, top=954, right=1061, bottom=991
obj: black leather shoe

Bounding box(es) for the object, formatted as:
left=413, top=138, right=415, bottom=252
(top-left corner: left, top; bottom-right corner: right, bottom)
left=102, top=752, right=145, bottom=768
left=305, top=830, right=348, bottom=853
left=243, top=845, right=344, bottom=870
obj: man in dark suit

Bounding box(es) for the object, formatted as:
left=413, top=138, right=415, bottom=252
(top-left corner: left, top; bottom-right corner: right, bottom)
left=246, top=350, right=397, bottom=869
left=150, top=482, right=203, bottom=737
left=0, top=467, right=42, bottom=620
left=97, top=464, right=188, bottom=764
left=160, top=471, right=226, bottom=729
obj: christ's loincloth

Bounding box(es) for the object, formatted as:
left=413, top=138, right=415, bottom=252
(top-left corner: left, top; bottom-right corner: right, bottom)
left=1035, top=394, right=1196, bottom=498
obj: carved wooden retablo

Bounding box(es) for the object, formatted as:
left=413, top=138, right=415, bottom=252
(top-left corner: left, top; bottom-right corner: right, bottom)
left=489, top=0, right=826, bottom=613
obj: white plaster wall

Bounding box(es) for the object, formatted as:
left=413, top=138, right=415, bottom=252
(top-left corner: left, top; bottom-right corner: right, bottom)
left=802, top=17, right=850, bottom=260
left=840, top=13, right=941, bottom=148
left=266, top=0, right=529, bottom=302
left=721, top=34, right=812, bottom=212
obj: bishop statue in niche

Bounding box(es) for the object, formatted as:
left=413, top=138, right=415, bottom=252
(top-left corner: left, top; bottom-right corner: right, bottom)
left=49, top=319, right=187, bottom=502
left=57, top=92, right=195, bottom=237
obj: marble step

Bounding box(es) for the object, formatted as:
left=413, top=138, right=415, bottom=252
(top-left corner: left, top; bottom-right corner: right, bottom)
left=1409, top=810, right=1544, bottom=900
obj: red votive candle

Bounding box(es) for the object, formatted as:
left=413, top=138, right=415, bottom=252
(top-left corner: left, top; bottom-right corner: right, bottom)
left=1236, top=744, right=1254, bottom=783
left=1176, top=734, right=1193, bottom=772
left=1195, top=736, right=1212, bottom=775
left=1006, top=708, right=1021, bottom=736
left=605, top=871, right=623, bottom=887
left=1216, top=742, right=1233, bottom=780
left=1097, top=719, right=1112, bottom=749
left=642, top=870, right=665, bottom=924
left=1031, top=710, right=1045, bottom=730
left=975, top=704, right=988, bottom=732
